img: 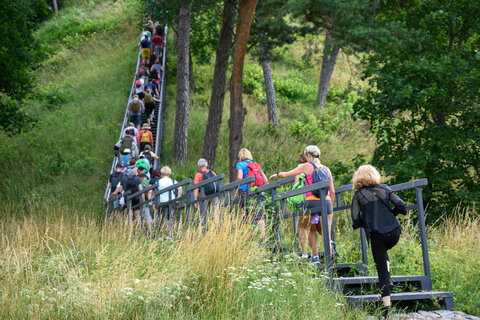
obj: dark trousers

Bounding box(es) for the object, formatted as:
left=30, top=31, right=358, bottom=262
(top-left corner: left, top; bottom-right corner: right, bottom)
left=370, top=227, right=401, bottom=297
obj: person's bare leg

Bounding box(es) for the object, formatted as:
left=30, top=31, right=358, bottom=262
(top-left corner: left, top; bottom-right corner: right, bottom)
left=309, top=224, right=319, bottom=256
left=298, top=216, right=309, bottom=256
left=318, top=214, right=333, bottom=255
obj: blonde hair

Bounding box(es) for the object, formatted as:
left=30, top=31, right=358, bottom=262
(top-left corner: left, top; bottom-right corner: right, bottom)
left=352, top=165, right=381, bottom=189
left=160, top=166, right=171, bottom=176
left=238, top=148, right=253, bottom=161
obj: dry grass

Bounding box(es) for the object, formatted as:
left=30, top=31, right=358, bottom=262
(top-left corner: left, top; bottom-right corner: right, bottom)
left=0, top=206, right=266, bottom=318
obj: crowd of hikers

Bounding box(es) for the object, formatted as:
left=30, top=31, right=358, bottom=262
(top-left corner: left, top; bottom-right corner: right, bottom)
left=105, top=18, right=408, bottom=319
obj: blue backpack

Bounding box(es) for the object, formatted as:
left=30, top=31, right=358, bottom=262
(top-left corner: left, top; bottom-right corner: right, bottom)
left=305, top=162, right=330, bottom=198
left=119, top=155, right=130, bottom=168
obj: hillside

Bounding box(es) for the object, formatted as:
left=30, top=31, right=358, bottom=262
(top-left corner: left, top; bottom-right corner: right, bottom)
left=0, top=0, right=479, bottom=318
left=0, top=0, right=138, bottom=213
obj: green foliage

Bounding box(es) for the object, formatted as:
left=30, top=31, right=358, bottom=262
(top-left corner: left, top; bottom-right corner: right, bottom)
left=355, top=0, right=480, bottom=220
left=282, top=87, right=358, bottom=145
left=0, top=0, right=51, bottom=133
left=36, top=1, right=125, bottom=53
left=190, top=2, right=223, bottom=64
left=36, top=84, right=70, bottom=110
left=0, top=98, right=37, bottom=136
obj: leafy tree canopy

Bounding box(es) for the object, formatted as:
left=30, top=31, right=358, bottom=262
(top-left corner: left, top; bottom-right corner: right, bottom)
left=355, top=0, right=480, bottom=220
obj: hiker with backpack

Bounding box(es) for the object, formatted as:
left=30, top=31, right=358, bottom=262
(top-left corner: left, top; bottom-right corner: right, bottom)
left=140, top=145, right=159, bottom=174
left=157, top=166, right=183, bottom=203
left=123, top=122, right=139, bottom=141
left=128, top=95, right=144, bottom=130
left=150, top=59, right=164, bottom=85
left=139, top=173, right=154, bottom=233
left=139, top=34, right=152, bottom=65
left=193, top=158, right=220, bottom=216
left=114, top=129, right=139, bottom=159
left=269, top=145, right=335, bottom=265
left=138, top=123, right=153, bottom=152
left=135, top=78, right=145, bottom=100
left=236, top=148, right=268, bottom=242
left=285, top=153, right=310, bottom=259
left=122, top=159, right=137, bottom=175
left=119, top=148, right=132, bottom=169
left=157, top=166, right=183, bottom=225
left=108, top=162, right=145, bottom=224
left=143, top=88, right=160, bottom=127
left=351, top=165, right=407, bottom=319
left=107, top=164, right=124, bottom=209
left=137, top=62, right=149, bottom=79
left=135, top=154, right=150, bottom=179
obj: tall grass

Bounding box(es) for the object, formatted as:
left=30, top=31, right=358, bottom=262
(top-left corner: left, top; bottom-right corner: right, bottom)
left=429, top=207, right=480, bottom=315
left=0, top=207, right=367, bottom=319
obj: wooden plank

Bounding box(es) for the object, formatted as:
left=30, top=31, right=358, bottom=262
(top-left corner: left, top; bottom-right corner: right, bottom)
left=344, top=291, right=454, bottom=308
left=186, top=173, right=225, bottom=192
left=219, top=176, right=255, bottom=191
left=333, top=275, right=427, bottom=285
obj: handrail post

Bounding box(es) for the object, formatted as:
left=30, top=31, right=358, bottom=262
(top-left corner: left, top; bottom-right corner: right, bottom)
left=320, top=188, right=333, bottom=282
left=416, top=186, right=433, bottom=290
left=271, top=188, right=281, bottom=252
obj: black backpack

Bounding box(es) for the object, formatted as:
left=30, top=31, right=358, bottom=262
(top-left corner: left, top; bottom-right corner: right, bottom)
left=141, top=151, right=154, bottom=166
left=124, top=174, right=139, bottom=193
left=140, top=38, right=149, bottom=48
left=170, top=177, right=178, bottom=197
left=110, top=172, right=124, bottom=192
left=305, top=162, right=330, bottom=198
left=200, top=171, right=219, bottom=195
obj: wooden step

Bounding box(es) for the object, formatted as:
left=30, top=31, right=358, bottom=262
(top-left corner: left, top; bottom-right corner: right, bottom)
left=333, top=275, right=428, bottom=290
left=315, top=262, right=368, bottom=276
left=344, top=291, right=454, bottom=310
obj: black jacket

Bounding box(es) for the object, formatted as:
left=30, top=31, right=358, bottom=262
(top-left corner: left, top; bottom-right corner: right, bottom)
left=351, top=184, right=407, bottom=234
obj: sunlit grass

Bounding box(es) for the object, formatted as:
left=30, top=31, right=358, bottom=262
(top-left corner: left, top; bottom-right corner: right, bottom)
left=0, top=207, right=369, bottom=319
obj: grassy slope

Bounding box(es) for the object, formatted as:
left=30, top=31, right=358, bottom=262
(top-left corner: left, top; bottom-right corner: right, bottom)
left=0, top=0, right=138, bottom=213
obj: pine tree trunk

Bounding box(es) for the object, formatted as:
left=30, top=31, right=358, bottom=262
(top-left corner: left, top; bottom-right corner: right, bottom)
left=316, top=30, right=340, bottom=108
left=229, top=0, right=259, bottom=181
left=52, top=0, right=58, bottom=13
left=201, top=0, right=236, bottom=170
left=260, top=35, right=278, bottom=128
left=189, top=50, right=196, bottom=93
left=173, top=3, right=191, bottom=163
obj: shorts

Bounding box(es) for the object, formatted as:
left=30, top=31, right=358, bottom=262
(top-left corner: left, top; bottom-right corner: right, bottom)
left=130, top=197, right=140, bottom=209
left=137, top=91, right=145, bottom=100
left=303, top=199, right=333, bottom=216
left=141, top=48, right=151, bottom=59
left=130, top=114, right=141, bottom=126
left=145, top=103, right=155, bottom=116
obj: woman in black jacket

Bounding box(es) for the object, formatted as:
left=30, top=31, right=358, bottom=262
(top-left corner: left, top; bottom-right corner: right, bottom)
left=351, top=165, right=407, bottom=318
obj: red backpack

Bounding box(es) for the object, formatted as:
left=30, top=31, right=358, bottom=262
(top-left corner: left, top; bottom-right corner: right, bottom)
left=246, top=161, right=267, bottom=187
